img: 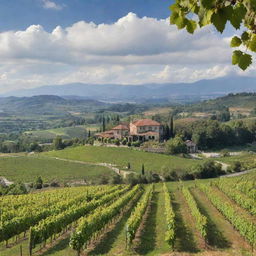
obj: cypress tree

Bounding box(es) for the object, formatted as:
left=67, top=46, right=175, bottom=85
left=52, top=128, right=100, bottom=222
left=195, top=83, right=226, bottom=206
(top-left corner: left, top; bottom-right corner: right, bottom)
left=169, top=116, right=174, bottom=138
left=102, top=116, right=106, bottom=132
left=141, top=164, right=145, bottom=175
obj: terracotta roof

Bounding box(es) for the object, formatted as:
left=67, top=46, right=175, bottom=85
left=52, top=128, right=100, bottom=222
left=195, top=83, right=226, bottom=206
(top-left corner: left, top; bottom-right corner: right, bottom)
left=112, top=124, right=129, bottom=130
left=95, top=130, right=114, bottom=138
left=132, top=119, right=161, bottom=127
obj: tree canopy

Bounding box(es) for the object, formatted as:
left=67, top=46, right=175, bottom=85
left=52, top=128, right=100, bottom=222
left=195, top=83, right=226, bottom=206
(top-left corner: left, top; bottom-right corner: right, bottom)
left=170, top=0, right=256, bottom=70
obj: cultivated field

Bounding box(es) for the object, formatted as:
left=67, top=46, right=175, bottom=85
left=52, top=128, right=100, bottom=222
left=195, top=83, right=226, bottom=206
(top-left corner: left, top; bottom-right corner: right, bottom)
left=44, top=145, right=205, bottom=174
left=0, top=156, right=113, bottom=183
left=24, top=125, right=98, bottom=141
left=0, top=171, right=255, bottom=256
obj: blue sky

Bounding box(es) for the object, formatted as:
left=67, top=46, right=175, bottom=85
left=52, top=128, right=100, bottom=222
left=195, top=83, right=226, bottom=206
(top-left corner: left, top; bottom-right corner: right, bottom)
left=0, top=0, right=172, bottom=31
left=0, top=0, right=252, bottom=93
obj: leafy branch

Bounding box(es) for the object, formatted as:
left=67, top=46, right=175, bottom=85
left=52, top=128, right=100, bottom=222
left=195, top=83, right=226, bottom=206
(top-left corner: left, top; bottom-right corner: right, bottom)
left=170, top=0, right=256, bottom=70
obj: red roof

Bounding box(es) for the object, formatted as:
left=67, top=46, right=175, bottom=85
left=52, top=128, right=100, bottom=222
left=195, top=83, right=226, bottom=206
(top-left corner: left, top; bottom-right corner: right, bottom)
left=132, top=119, right=161, bottom=127
left=95, top=130, right=114, bottom=138
left=112, top=124, right=129, bottom=130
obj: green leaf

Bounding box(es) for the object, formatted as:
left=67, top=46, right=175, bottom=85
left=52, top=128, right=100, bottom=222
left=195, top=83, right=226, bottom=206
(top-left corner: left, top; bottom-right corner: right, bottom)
left=211, top=9, right=227, bottom=33
left=230, top=36, right=242, bottom=47
left=170, top=4, right=180, bottom=12
left=229, top=4, right=247, bottom=30
left=186, top=20, right=197, bottom=34
left=241, top=31, right=250, bottom=41
left=223, top=6, right=233, bottom=21
left=232, top=50, right=242, bottom=65
left=176, top=16, right=188, bottom=29
left=170, top=12, right=179, bottom=24
left=248, top=35, right=256, bottom=52
left=199, top=9, right=214, bottom=27
left=201, top=0, right=215, bottom=9
left=238, top=53, right=252, bottom=70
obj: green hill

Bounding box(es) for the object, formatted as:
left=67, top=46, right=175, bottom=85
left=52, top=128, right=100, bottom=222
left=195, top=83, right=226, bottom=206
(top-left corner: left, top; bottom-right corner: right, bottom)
left=187, top=93, right=256, bottom=112
left=0, top=155, right=113, bottom=183
left=44, top=145, right=204, bottom=174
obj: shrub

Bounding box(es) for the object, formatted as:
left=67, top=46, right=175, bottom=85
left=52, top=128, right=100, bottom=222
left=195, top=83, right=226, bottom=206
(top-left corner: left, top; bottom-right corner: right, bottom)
left=131, top=141, right=141, bottom=147
left=232, top=161, right=243, bottom=172
left=34, top=176, right=43, bottom=189
left=50, top=181, right=60, bottom=187
left=114, top=139, right=120, bottom=146
left=165, top=136, right=187, bottom=154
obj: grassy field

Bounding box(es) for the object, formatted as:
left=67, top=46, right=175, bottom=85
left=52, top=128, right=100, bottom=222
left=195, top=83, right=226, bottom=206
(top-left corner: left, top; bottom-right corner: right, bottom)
left=24, top=125, right=98, bottom=141
left=1, top=171, right=255, bottom=256
left=0, top=155, right=113, bottom=183
left=215, top=152, right=256, bottom=167
left=44, top=145, right=205, bottom=174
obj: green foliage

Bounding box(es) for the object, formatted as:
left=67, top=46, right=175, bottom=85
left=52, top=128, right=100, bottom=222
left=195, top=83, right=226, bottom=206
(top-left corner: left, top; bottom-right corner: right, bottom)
left=30, top=186, right=129, bottom=250
left=170, top=0, right=256, bottom=69
left=163, top=183, right=175, bottom=247
left=141, top=164, right=145, bottom=175
left=126, top=185, right=153, bottom=245
left=230, top=36, right=242, bottom=47
left=165, top=136, right=187, bottom=154
left=198, top=183, right=256, bottom=246
left=196, top=160, right=223, bottom=178
left=34, top=176, right=43, bottom=189
left=70, top=185, right=142, bottom=253
left=182, top=186, right=208, bottom=238
left=53, top=136, right=64, bottom=150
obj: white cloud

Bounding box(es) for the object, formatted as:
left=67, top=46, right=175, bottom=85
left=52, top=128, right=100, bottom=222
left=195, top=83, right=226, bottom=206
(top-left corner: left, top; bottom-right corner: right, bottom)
left=41, top=0, right=64, bottom=10
left=0, top=12, right=253, bottom=93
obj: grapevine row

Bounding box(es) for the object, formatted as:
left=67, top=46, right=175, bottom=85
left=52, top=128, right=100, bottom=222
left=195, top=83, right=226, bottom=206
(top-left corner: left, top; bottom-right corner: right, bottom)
left=69, top=184, right=143, bottom=255
left=29, top=185, right=130, bottom=251
left=198, top=183, right=256, bottom=248
left=215, top=181, right=256, bottom=216
left=126, top=184, right=154, bottom=246
left=163, top=183, right=175, bottom=248
left=182, top=186, right=207, bottom=239
left=0, top=185, right=125, bottom=243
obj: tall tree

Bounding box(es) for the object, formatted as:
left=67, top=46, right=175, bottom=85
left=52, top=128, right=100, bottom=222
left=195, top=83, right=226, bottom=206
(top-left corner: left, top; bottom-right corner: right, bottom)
left=169, top=115, right=174, bottom=138
left=102, top=116, right=106, bottom=132
left=170, top=0, right=256, bottom=70
left=141, top=164, right=145, bottom=175
left=53, top=136, right=63, bottom=150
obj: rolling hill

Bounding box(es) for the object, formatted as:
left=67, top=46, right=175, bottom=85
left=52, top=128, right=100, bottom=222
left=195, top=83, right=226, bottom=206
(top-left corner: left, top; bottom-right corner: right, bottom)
left=3, top=76, right=256, bottom=103
left=0, top=95, right=107, bottom=115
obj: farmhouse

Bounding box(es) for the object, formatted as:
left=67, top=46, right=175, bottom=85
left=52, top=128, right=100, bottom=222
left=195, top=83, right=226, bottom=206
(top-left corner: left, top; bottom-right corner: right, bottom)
left=95, top=119, right=163, bottom=142
left=185, top=140, right=198, bottom=153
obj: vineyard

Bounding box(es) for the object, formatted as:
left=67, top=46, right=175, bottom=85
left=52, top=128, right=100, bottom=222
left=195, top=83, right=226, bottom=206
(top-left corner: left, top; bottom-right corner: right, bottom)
left=0, top=171, right=256, bottom=256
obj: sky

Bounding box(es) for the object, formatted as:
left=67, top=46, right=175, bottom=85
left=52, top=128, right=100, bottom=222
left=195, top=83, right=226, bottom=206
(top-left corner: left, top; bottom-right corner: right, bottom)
left=0, top=0, right=254, bottom=93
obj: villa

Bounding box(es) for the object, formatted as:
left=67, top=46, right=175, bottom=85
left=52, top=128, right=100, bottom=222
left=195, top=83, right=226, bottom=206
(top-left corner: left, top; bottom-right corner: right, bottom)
left=95, top=119, right=163, bottom=142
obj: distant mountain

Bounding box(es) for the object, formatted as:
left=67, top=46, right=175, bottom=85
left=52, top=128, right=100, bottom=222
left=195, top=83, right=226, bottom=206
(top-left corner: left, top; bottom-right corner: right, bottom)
left=0, top=95, right=107, bottom=115
left=3, top=76, right=256, bottom=103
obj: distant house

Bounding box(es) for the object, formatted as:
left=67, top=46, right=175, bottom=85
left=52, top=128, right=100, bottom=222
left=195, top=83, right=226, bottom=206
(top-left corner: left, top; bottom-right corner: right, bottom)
left=111, top=124, right=129, bottom=139
left=129, top=119, right=163, bottom=141
left=185, top=140, right=198, bottom=153
left=95, top=119, right=163, bottom=142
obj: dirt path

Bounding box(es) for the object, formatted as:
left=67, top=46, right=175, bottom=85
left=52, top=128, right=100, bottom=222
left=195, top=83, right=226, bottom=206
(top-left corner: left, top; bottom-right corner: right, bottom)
left=221, top=168, right=255, bottom=177
left=38, top=156, right=136, bottom=178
